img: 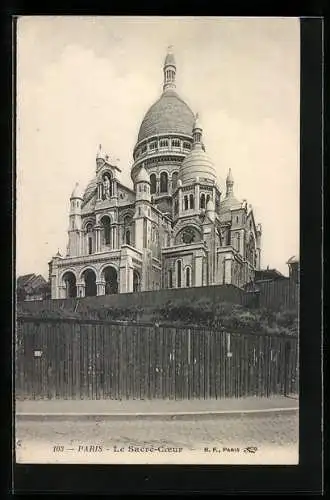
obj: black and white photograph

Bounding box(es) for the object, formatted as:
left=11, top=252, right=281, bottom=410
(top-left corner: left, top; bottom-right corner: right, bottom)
left=15, top=16, right=300, bottom=465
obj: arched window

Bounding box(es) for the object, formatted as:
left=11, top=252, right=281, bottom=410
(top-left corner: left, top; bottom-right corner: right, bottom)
left=172, top=172, right=178, bottom=191
left=86, top=223, right=93, bottom=253
left=174, top=199, right=179, bottom=215
left=168, top=270, right=173, bottom=288
left=177, top=260, right=182, bottom=288
left=200, top=193, right=206, bottom=209
left=159, top=139, right=168, bottom=148
left=143, top=184, right=147, bottom=192
left=160, top=172, right=168, bottom=193
left=184, top=196, right=188, bottom=210
left=185, top=267, right=191, bottom=287
left=206, top=194, right=210, bottom=205
left=100, top=216, right=111, bottom=246
left=189, top=194, right=194, bottom=209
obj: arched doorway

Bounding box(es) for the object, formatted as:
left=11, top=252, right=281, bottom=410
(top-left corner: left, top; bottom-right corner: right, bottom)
left=103, top=266, right=118, bottom=295
left=62, top=271, right=77, bottom=298
left=133, top=270, right=141, bottom=293
left=82, top=269, right=97, bottom=297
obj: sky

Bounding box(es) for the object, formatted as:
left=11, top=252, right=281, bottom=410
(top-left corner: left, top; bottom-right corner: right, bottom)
left=16, top=16, right=300, bottom=278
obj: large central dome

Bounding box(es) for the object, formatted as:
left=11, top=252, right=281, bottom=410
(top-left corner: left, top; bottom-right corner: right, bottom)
left=137, top=90, right=195, bottom=143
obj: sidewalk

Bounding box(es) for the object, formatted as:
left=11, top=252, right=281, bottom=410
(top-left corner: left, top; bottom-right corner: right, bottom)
left=16, top=396, right=299, bottom=420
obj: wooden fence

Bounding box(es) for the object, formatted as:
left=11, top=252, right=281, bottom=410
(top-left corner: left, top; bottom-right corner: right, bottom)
left=15, top=316, right=299, bottom=400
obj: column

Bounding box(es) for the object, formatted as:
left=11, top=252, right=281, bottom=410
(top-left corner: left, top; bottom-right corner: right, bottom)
left=224, top=255, right=233, bottom=284
left=194, top=255, right=203, bottom=287
left=58, top=285, right=66, bottom=299
left=94, top=226, right=100, bottom=252
left=76, top=282, right=86, bottom=297
left=96, top=280, right=106, bottom=296
left=195, top=183, right=200, bottom=211
left=178, top=187, right=182, bottom=215
left=156, top=176, right=160, bottom=194
left=127, top=265, right=133, bottom=292
left=114, top=225, right=118, bottom=249
left=120, top=255, right=133, bottom=293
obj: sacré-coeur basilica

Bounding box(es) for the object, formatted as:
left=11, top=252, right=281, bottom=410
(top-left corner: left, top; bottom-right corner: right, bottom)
left=49, top=47, right=262, bottom=299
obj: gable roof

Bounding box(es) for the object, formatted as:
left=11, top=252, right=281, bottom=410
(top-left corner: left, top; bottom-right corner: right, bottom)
left=17, top=274, right=48, bottom=292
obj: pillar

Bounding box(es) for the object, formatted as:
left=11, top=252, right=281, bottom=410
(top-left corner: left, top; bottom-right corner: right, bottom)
left=76, top=282, right=86, bottom=298
left=97, top=183, right=102, bottom=200
left=96, top=280, right=106, bottom=296
left=224, top=255, right=233, bottom=284
left=58, top=285, right=66, bottom=299
left=195, top=183, right=200, bottom=210
left=120, top=255, right=134, bottom=293
left=95, top=226, right=101, bottom=252
left=115, top=226, right=118, bottom=248
left=112, top=226, right=116, bottom=249
left=194, top=255, right=203, bottom=287
left=178, top=187, right=182, bottom=215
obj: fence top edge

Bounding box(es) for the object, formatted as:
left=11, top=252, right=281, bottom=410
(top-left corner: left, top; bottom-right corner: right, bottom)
left=16, top=315, right=298, bottom=339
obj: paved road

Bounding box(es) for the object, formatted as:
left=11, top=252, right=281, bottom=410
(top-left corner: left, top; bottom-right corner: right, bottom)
left=16, top=411, right=298, bottom=464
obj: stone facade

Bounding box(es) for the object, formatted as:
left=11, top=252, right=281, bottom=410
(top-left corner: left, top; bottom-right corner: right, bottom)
left=49, top=48, right=262, bottom=299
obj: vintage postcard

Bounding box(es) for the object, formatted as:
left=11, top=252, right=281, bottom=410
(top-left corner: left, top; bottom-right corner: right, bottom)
left=15, top=16, right=300, bottom=466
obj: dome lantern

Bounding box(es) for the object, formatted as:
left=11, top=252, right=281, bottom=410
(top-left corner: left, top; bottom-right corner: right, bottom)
left=192, top=113, right=203, bottom=148
left=226, top=168, right=235, bottom=197
left=163, top=45, right=176, bottom=93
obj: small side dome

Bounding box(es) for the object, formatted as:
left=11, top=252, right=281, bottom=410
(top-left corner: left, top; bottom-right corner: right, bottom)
left=70, top=182, right=83, bottom=199
left=179, top=149, right=216, bottom=185
left=135, top=165, right=150, bottom=184
left=178, top=112, right=217, bottom=186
